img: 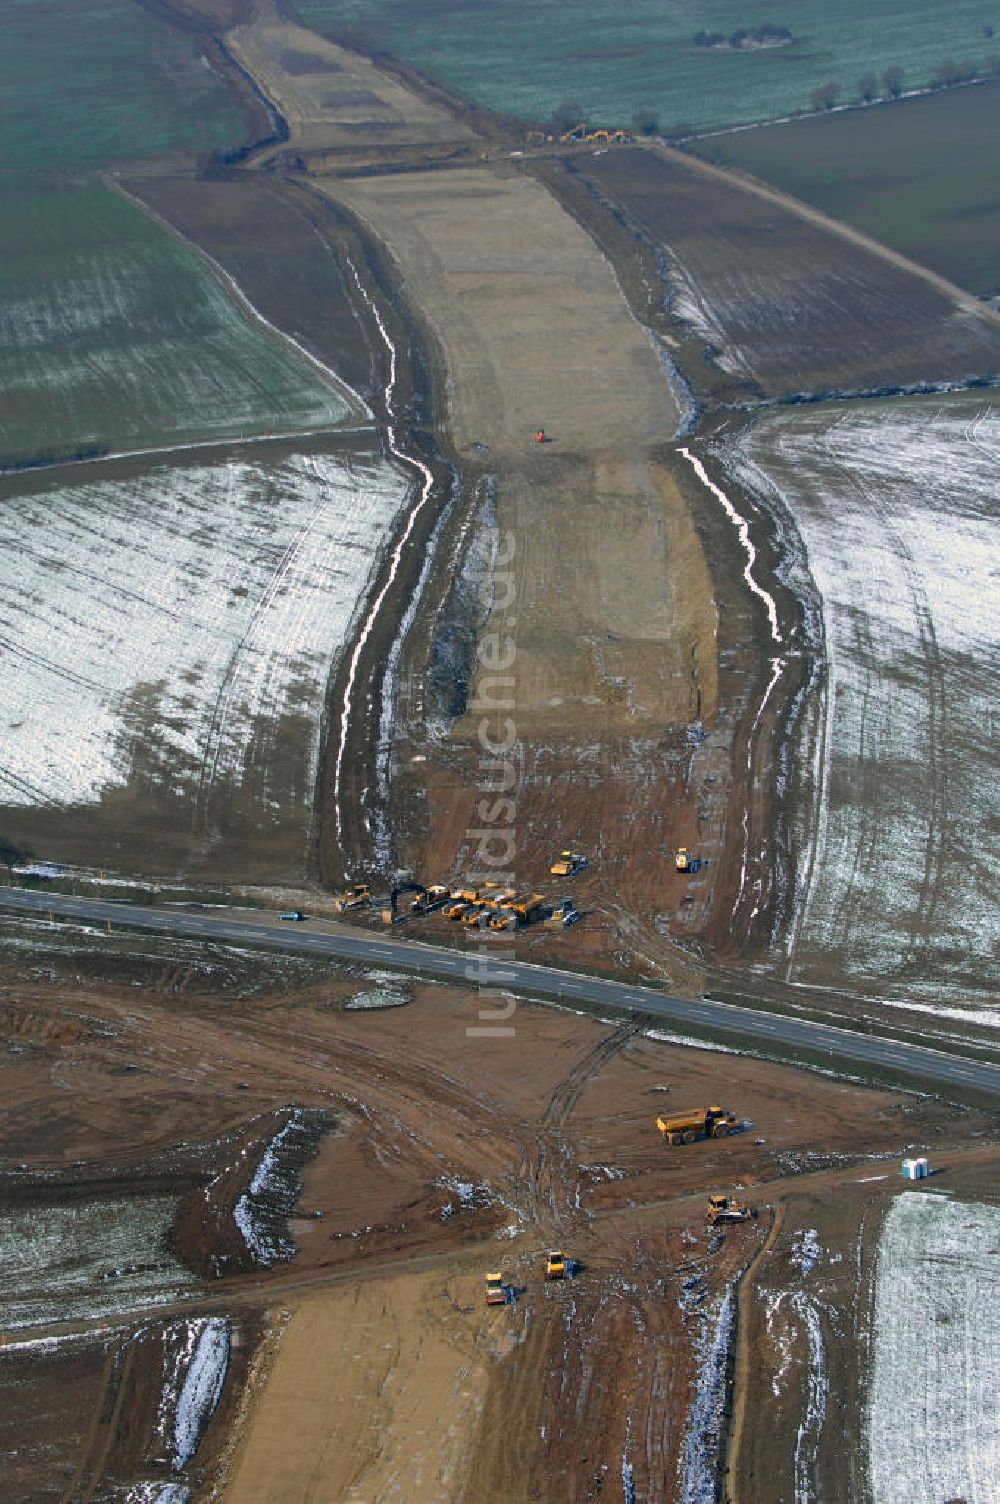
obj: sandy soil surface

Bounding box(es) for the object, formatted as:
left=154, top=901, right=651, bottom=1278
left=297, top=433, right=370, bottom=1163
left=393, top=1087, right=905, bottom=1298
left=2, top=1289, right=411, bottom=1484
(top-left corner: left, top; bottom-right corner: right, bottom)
left=225, top=1270, right=492, bottom=1503
left=227, top=1, right=474, bottom=157
left=324, top=167, right=677, bottom=458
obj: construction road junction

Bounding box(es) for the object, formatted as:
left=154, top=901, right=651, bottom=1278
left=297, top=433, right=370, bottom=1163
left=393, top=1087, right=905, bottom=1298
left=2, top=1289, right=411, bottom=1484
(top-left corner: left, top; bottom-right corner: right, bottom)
left=1, top=886, right=998, bottom=1101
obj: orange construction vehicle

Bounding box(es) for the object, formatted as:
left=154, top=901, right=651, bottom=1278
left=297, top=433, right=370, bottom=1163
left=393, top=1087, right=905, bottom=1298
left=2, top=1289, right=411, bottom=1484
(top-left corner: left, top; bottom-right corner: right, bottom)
left=532, top=428, right=548, bottom=444
left=656, top=1106, right=738, bottom=1146
left=550, top=849, right=588, bottom=878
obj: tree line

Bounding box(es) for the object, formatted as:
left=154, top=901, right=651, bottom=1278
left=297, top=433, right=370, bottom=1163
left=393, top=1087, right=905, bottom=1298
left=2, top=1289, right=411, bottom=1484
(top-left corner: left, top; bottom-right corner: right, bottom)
left=810, top=52, right=1000, bottom=112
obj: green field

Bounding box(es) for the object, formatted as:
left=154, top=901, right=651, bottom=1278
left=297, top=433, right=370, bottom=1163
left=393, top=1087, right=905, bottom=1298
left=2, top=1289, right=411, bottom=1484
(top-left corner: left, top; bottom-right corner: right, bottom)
left=0, top=182, right=354, bottom=467
left=297, top=0, right=1000, bottom=133
left=689, top=81, right=1000, bottom=298
left=0, top=0, right=247, bottom=171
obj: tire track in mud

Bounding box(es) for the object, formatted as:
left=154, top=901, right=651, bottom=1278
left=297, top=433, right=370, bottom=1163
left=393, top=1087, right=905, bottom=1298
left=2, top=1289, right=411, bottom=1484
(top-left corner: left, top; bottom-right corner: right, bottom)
left=523, top=1017, right=646, bottom=1229
left=61, top=1335, right=138, bottom=1504
left=826, top=608, right=885, bottom=951
left=721, top=1200, right=785, bottom=1504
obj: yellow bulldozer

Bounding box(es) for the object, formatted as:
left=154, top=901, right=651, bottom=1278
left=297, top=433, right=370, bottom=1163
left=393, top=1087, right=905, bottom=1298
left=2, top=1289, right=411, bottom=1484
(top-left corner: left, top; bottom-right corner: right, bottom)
left=707, top=1194, right=755, bottom=1224
left=545, top=1249, right=566, bottom=1280
left=550, top=849, right=589, bottom=878
left=337, top=882, right=371, bottom=911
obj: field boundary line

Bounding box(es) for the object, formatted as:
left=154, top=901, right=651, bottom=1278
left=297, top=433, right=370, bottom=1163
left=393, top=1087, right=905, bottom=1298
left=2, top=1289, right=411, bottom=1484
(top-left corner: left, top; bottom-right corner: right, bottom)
left=106, top=177, right=373, bottom=423
left=659, top=143, right=1000, bottom=331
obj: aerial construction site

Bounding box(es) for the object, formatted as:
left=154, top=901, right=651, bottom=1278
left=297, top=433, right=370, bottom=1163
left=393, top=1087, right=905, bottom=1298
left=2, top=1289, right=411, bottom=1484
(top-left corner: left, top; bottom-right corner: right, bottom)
left=1, top=0, right=999, bottom=1501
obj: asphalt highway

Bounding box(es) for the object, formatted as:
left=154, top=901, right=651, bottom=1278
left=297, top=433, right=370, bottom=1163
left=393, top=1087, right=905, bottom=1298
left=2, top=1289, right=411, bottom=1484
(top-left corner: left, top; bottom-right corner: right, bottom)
left=2, top=886, right=998, bottom=1098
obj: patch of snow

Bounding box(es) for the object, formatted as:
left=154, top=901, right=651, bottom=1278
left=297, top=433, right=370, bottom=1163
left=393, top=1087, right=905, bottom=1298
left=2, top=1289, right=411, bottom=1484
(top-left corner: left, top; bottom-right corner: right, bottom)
left=791, top=1228, right=822, bottom=1278
left=436, top=1175, right=491, bottom=1214
left=883, top=997, right=1000, bottom=1031
left=121, top=1485, right=191, bottom=1504
left=868, top=1193, right=1000, bottom=1503
left=644, top=1028, right=742, bottom=1056
left=170, top=1317, right=229, bottom=1470
left=678, top=1286, right=735, bottom=1504
left=0, top=450, right=408, bottom=813
left=234, top=1110, right=320, bottom=1266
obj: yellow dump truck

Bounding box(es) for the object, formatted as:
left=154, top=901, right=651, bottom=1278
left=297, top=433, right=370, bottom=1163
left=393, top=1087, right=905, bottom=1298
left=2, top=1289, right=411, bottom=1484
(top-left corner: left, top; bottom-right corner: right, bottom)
left=485, top=1272, right=506, bottom=1306
left=656, top=1106, right=738, bottom=1145
left=509, top=894, right=550, bottom=925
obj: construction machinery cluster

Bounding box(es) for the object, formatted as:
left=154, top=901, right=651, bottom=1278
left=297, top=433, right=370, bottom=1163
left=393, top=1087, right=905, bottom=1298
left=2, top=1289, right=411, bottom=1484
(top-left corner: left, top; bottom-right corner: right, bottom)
left=334, top=843, right=700, bottom=933
left=336, top=850, right=595, bottom=930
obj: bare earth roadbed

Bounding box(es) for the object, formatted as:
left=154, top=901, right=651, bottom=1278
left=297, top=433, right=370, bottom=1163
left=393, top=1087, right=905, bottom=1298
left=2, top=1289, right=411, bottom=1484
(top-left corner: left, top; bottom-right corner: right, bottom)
left=319, top=166, right=740, bottom=971
left=227, top=3, right=475, bottom=158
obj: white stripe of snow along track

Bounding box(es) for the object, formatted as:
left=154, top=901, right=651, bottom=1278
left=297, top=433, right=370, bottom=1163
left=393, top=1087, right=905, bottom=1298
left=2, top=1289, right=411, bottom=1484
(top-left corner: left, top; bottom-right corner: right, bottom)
left=332, top=261, right=436, bottom=850
left=741, top=653, right=785, bottom=917
left=678, top=446, right=785, bottom=918
left=678, top=447, right=782, bottom=644
left=0, top=422, right=378, bottom=479
left=171, top=1317, right=230, bottom=1471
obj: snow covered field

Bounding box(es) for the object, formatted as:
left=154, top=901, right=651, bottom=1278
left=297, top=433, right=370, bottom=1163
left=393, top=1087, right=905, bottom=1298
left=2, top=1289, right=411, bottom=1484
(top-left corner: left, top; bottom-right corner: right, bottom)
left=0, top=1192, right=194, bottom=1329
left=868, top=1192, right=1000, bottom=1504
left=721, top=398, right=1000, bottom=1004
left=0, top=448, right=409, bottom=824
